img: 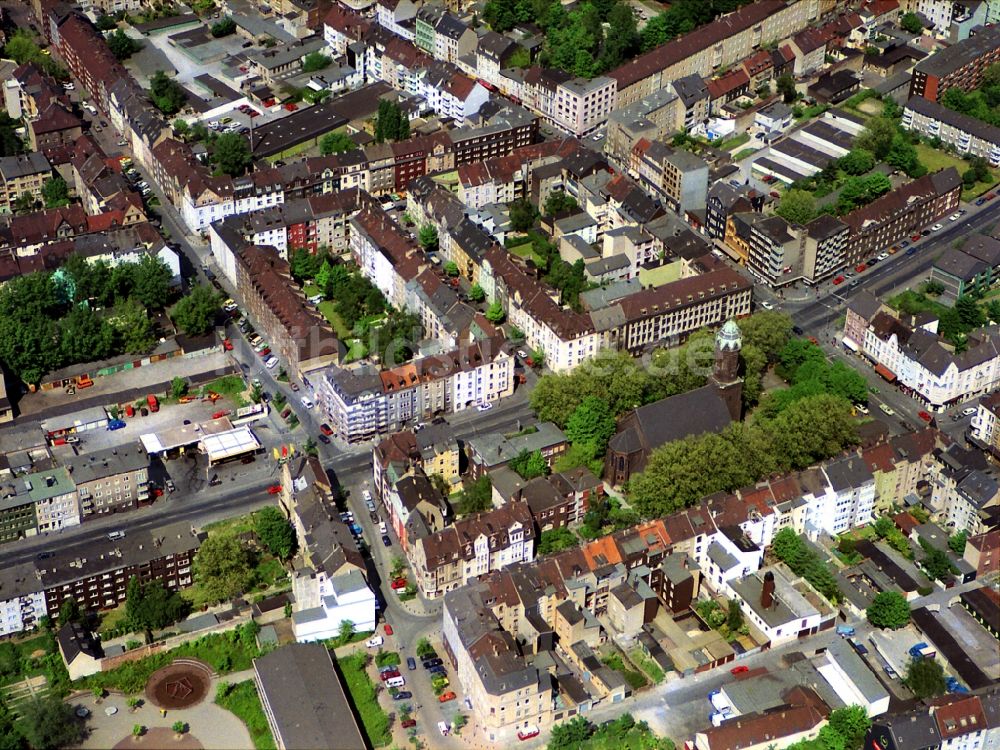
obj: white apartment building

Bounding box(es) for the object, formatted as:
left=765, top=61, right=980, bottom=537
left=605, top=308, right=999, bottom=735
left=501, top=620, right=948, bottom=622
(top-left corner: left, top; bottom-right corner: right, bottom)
left=0, top=562, right=46, bottom=638
left=292, top=569, right=378, bottom=642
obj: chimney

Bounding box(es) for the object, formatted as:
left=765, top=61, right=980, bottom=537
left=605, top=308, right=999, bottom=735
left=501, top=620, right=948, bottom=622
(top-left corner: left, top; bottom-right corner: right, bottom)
left=761, top=571, right=775, bottom=609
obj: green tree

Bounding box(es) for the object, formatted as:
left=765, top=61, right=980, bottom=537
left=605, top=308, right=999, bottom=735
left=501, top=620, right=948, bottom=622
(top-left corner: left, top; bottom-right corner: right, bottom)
left=255, top=506, right=297, bottom=560
left=900, top=11, right=923, bottom=33
left=775, top=189, right=816, bottom=225
left=130, top=255, right=172, bottom=309
left=193, top=532, right=257, bottom=603
left=374, top=99, right=409, bottom=142
left=319, top=131, right=356, bottom=155
left=838, top=149, right=875, bottom=175
left=468, top=283, right=486, bottom=302
left=171, top=376, right=188, bottom=398
left=125, top=576, right=189, bottom=631
left=507, top=198, right=538, bottom=231
left=418, top=224, right=439, bottom=252
left=548, top=715, right=593, bottom=749
left=955, top=295, right=986, bottom=329
left=302, top=51, right=332, bottom=72
left=485, top=300, right=505, bottom=323
left=508, top=449, right=548, bottom=480
left=210, top=17, right=237, bottom=37
left=905, top=656, right=946, bottom=698
left=172, top=721, right=187, bottom=735
left=107, top=28, right=142, bottom=60
left=289, top=248, right=322, bottom=281
left=57, top=597, right=79, bottom=626
left=211, top=132, right=252, bottom=177
left=150, top=71, right=188, bottom=116
left=508, top=46, right=531, bottom=68
left=95, top=14, right=118, bottom=31
left=855, top=117, right=897, bottom=159
left=828, top=705, right=871, bottom=750
left=338, top=619, right=355, bottom=644
left=17, top=696, right=83, bottom=750
left=740, top=311, right=794, bottom=361
left=565, top=396, right=616, bottom=455
left=458, top=476, right=493, bottom=515
left=110, top=298, right=157, bottom=354
left=538, top=527, right=579, bottom=555
left=172, top=284, right=220, bottom=336
left=41, top=176, right=70, bottom=209
left=921, top=546, right=955, bottom=582
left=948, top=530, right=968, bottom=555
left=2, top=30, right=41, bottom=66
left=866, top=591, right=910, bottom=629
left=726, top=599, right=744, bottom=632
left=776, top=73, right=797, bottom=103
left=544, top=190, right=579, bottom=216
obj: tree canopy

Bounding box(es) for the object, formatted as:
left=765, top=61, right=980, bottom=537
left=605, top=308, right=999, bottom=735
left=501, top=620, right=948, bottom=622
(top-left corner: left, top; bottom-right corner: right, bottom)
left=107, top=28, right=142, bottom=60
left=41, top=176, right=70, bottom=208
left=193, top=532, right=257, bottom=603
left=866, top=591, right=910, bottom=629
left=319, top=131, right=356, bottom=155
left=150, top=71, right=187, bottom=116
left=374, top=100, right=409, bottom=143
left=509, top=449, right=548, bottom=480
left=211, top=133, right=252, bottom=177
left=775, top=189, right=816, bottom=225
left=900, top=11, right=923, bottom=33
left=904, top=656, right=946, bottom=699
left=17, top=696, right=83, bottom=750
left=172, top=284, right=221, bottom=336
left=125, top=576, right=189, bottom=632
left=565, top=396, right=616, bottom=457
left=255, top=506, right=297, bottom=560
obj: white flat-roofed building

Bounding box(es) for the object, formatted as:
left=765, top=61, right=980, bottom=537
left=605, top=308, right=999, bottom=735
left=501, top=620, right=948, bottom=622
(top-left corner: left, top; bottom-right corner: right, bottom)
left=200, top=427, right=262, bottom=466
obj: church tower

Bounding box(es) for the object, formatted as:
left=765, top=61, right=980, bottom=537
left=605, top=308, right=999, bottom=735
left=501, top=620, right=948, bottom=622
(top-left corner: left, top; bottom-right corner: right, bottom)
left=711, top=319, right=743, bottom=422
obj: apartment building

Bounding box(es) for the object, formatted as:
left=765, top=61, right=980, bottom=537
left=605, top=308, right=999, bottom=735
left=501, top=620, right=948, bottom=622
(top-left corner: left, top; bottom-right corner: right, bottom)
left=232, top=244, right=340, bottom=379
left=627, top=139, right=709, bottom=215
left=317, top=337, right=515, bottom=443
left=529, top=72, right=618, bottom=137
left=971, top=391, right=1000, bottom=458
left=65, top=446, right=149, bottom=517
left=840, top=168, right=962, bottom=264
left=605, top=88, right=683, bottom=165
left=909, top=25, right=1000, bottom=101
left=865, top=687, right=1000, bottom=750
left=903, top=96, right=1000, bottom=167
left=410, top=502, right=534, bottom=598
left=729, top=212, right=850, bottom=286
left=0, top=153, right=51, bottom=214
left=609, top=0, right=814, bottom=108
left=859, top=309, right=1000, bottom=410
left=39, top=521, right=203, bottom=621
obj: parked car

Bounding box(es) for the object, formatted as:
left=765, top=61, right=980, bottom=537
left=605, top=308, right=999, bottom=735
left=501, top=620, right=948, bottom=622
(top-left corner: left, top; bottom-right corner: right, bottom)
left=300, top=396, right=314, bottom=409
left=106, top=419, right=126, bottom=430
left=961, top=406, right=978, bottom=417
left=423, top=658, right=443, bottom=669
left=319, top=423, right=333, bottom=435
left=165, top=479, right=176, bottom=492
left=438, top=692, right=456, bottom=703
left=406, top=657, right=416, bottom=670
left=267, top=485, right=281, bottom=495
left=318, top=434, right=330, bottom=444
left=931, top=223, right=943, bottom=231
left=391, top=578, right=407, bottom=590
left=476, top=402, right=493, bottom=412
left=918, top=410, right=933, bottom=422
left=517, top=727, right=540, bottom=741
left=393, top=691, right=412, bottom=701
left=401, top=719, right=416, bottom=729
left=879, top=404, right=895, bottom=416
left=730, top=665, right=749, bottom=675
left=265, top=356, right=279, bottom=369
left=381, top=534, right=392, bottom=547
left=429, top=665, right=447, bottom=675
left=384, top=623, right=394, bottom=636
left=379, top=670, right=400, bottom=681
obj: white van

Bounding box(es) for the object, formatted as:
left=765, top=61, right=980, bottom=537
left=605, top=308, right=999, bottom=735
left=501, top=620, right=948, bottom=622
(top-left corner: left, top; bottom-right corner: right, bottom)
left=386, top=676, right=405, bottom=689
left=379, top=520, right=387, bottom=535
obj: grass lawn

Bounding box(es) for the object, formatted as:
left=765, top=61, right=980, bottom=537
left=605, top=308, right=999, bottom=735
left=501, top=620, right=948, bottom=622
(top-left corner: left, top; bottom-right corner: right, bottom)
left=216, top=680, right=276, bottom=750
left=716, top=132, right=750, bottom=151
left=733, top=147, right=758, bottom=161
left=887, top=289, right=950, bottom=319
left=344, top=339, right=368, bottom=362
left=83, top=630, right=260, bottom=695
left=201, top=375, right=248, bottom=407
left=601, top=651, right=647, bottom=690
left=915, top=143, right=999, bottom=200
left=317, top=301, right=352, bottom=339
left=334, top=653, right=392, bottom=748
left=302, top=283, right=321, bottom=298
left=432, top=170, right=459, bottom=187
left=628, top=648, right=666, bottom=684
left=508, top=241, right=545, bottom=267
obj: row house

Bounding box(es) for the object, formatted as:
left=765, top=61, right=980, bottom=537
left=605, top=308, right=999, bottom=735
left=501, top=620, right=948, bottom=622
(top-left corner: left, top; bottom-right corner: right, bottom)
left=376, top=0, right=420, bottom=41
left=372, top=426, right=460, bottom=505
left=457, top=140, right=578, bottom=210
left=54, top=13, right=127, bottom=115
left=855, top=307, right=1000, bottom=410
left=322, top=4, right=371, bottom=56
left=4, top=62, right=70, bottom=121
left=626, top=138, right=709, bottom=215
left=63, top=445, right=150, bottom=517
left=608, top=0, right=815, bottom=108
left=40, top=521, right=203, bottom=624
left=840, top=168, right=962, bottom=266
left=385, top=473, right=453, bottom=553
left=903, top=96, right=1000, bottom=167
left=409, top=502, right=534, bottom=598
left=232, top=244, right=340, bottom=379
left=504, top=469, right=604, bottom=531
left=0, top=153, right=51, bottom=214
left=971, top=391, right=1000, bottom=459
left=317, top=337, right=515, bottom=443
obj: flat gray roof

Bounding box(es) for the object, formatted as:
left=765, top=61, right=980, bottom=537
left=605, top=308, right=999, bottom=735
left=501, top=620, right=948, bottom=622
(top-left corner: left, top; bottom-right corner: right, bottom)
left=255, top=644, right=367, bottom=750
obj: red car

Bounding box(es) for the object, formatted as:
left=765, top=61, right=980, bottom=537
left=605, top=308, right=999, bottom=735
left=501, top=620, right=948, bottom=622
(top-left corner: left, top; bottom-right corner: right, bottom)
left=212, top=409, right=230, bottom=419
left=918, top=411, right=933, bottom=422
left=769, top=191, right=780, bottom=198
left=264, top=98, right=276, bottom=107
left=248, top=109, right=260, bottom=118
left=517, top=728, right=540, bottom=741
left=911, top=234, right=921, bottom=241
left=319, top=423, right=334, bottom=436
left=401, top=719, right=416, bottom=729
left=284, top=102, right=298, bottom=111
left=384, top=623, right=394, bottom=636
left=833, top=275, right=845, bottom=285
left=730, top=665, right=749, bottom=675
left=438, top=691, right=456, bottom=703
left=987, top=192, right=996, bottom=200
left=258, top=347, right=271, bottom=358
left=808, top=336, right=819, bottom=345
left=855, top=263, right=867, bottom=273
left=223, top=338, right=233, bottom=351
left=267, top=485, right=282, bottom=495
left=391, top=578, right=407, bottom=590
left=379, top=670, right=401, bottom=681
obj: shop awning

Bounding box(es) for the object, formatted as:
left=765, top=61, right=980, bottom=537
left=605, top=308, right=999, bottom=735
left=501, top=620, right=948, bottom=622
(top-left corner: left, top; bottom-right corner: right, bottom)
left=842, top=337, right=859, bottom=352
left=874, top=363, right=896, bottom=382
